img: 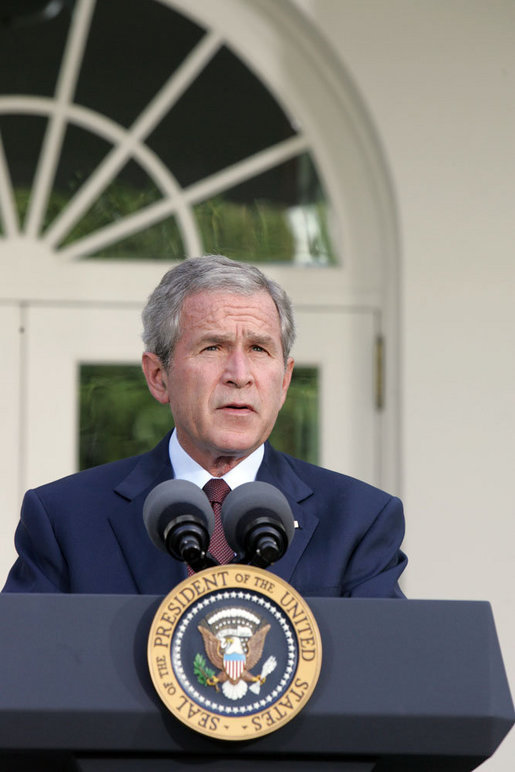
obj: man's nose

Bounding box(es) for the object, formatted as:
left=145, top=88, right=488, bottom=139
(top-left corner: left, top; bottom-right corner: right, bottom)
left=223, top=350, right=253, bottom=387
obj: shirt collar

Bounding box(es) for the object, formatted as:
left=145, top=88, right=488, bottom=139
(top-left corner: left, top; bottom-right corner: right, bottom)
left=168, top=430, right=264, bottom=490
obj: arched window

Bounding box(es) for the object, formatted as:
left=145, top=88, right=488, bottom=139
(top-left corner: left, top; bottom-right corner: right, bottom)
left=0, top=0, right=336, bottom=264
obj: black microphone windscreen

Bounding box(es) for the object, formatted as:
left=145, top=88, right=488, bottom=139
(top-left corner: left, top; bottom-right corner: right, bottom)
left=221, top=481, right=295, bottom=555
left=143, top=479, right=214, bottom=553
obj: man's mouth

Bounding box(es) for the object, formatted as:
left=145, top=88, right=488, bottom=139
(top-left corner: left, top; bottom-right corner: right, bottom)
left=220, top=403, right=255, bottom=413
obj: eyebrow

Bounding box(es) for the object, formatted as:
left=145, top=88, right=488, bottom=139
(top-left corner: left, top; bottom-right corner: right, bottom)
left=197, top=332, right=278, bottom=349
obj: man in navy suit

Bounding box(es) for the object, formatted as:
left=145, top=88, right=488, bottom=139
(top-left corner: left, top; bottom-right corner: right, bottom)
left=3, top=256, right=406, bottom=597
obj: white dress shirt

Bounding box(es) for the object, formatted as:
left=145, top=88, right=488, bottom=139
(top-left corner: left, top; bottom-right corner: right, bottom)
left=168, top=429, right=264, bottom=491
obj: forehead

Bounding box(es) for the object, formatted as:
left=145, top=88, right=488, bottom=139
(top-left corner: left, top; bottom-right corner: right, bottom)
left=180, top=290, right=281, bottom=334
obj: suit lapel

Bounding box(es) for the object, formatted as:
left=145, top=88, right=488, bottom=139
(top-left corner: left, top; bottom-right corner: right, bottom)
left=108, top=434, right=188, bottom=594
left=257, top=444, right=319, bottom=583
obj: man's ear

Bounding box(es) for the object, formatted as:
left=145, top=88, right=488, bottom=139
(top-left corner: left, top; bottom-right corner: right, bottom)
left=142, top=352, right=170, bottom=404
left=280, top=357, right=294, bottom=407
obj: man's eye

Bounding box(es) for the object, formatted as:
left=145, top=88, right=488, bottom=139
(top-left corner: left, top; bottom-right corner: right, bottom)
left=252, top=345, right=266, bottom=353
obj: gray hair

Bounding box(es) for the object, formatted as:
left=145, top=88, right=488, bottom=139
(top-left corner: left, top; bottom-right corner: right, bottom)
left=142, top=255, right=296, bottom=368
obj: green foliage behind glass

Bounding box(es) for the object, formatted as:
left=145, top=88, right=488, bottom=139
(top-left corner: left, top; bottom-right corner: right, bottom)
left=79, top=363, right=318, bottom=469
left=194, top=197, right=295, bottom=263
left=7, top=182, right=335, bottom=265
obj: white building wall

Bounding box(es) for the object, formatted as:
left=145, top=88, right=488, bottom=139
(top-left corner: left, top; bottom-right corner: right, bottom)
left=294, top=1, right=515, bottom=768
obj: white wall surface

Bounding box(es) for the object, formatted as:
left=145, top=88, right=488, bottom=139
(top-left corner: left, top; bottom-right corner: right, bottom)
left=294, top=1, right=515, bottom=768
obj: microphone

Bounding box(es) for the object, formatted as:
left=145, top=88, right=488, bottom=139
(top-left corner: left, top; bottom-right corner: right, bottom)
left=221, top=481, right=295, bottom=568
left=143, top=479, right=216, bottom=571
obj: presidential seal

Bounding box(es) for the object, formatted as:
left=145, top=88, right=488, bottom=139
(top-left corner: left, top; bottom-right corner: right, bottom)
left=147, top=564, right=322, bottom=740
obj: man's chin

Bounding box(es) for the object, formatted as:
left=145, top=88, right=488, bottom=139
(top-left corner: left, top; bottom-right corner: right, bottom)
left=210, top=431, right=263, bottom=459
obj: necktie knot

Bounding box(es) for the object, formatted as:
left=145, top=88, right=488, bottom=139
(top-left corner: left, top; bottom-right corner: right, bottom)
left=203, top=478, right=231, bottom=506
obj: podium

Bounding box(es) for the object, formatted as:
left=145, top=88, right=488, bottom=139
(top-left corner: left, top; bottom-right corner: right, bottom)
left=0, top=594, right=512, bottom=771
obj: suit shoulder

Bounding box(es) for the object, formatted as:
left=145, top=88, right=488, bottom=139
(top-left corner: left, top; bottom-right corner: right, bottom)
left=29, top=434, right=171, bottom=502
left=273, top=448, right=397, bottom=505
left=33, top=454, right=137, bottom=492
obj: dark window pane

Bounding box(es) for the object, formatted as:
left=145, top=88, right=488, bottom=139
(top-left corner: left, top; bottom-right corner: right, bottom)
left=75, top=0, right=205, bottom=128
left=147, top=45, right=296, bottom=187
left=0, top=115, right=48, bottom=232
left=0, top=2, right=70, bottom=97
left=0, top=115, right=47, bottom=189
left=79, top=364, right=318, bottom=469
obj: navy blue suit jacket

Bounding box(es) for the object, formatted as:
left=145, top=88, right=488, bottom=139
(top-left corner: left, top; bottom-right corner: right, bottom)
left=3, top=435, right=407, bottom=597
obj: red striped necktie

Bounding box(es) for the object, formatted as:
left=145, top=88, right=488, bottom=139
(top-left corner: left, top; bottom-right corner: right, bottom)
left=187, top=478, right=233, bottom=574
left=203, top=477, right=234, bottom=564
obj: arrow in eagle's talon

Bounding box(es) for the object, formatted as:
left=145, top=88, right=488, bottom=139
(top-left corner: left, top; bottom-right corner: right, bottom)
left=249, top=655, right=277, bottom=694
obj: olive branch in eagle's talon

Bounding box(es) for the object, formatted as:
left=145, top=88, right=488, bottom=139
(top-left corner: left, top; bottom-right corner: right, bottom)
left=193, top=653, right=219, bottom=691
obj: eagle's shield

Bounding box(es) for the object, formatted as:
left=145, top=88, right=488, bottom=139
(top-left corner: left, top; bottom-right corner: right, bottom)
left=224, top=648, right=246, bottom=682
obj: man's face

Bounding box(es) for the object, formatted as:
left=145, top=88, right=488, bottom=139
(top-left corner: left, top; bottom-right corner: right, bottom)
left=154, top=290, right=293, bottom=473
